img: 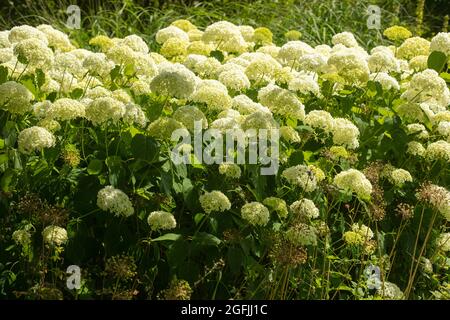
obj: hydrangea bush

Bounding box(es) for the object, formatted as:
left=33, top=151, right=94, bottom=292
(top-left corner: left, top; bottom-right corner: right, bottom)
left=0, top=21, right=449, bottom=300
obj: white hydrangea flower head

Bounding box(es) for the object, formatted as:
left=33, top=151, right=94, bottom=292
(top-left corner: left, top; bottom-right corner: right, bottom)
left=288, top=71, right=320, bottom=96
left=327, top=48, right=370, bottom=84
left=401, top=69, right=450, bottom=108
left=290, top=198, right=319, bottom=219
left=8, top=25, right=48, bottom=44
left=147, top=211, right=177, bottom=231
left=37, top=24, right=75, bottom=51
left=437, top=233, right=450, bottom=252
left=0, top=81, right=34, bottom=114
left=258, top=83, right=305, bottom=120
left=278, top=40, right=314, bottom=68
left=147, top=117, right=187, bottom=140
left=156, top=25, right=189, bottom=44
left=47, top=98, right=86, bottom=121
left=190, top=79, right=232, bottom=112
left=85, top=97, right=126, bottom=125
left=304, top=110, right=335, bottom=133
left=232, top=94, right=271, bottom=115
left=332, top=118, right=360, bottom=149
left=388, top=168, right=413, bottom=186
left=334, top=169, right=372, bottom=199
left=368, top=50, right=400, bottom=73
left=218, top=163, right=241, bottom=179
left=199, top=190, right=231, bottom=214
left=173, top=105, right=208, bottom=132
left=202, top=21, right=247, bottom=53
left=241, top=202, right=270, bottom=226
left=396, top=37, right=430, bottom=60
left=407, top=141, right=426, bottom=157
left=150, top=62, right=197, bottom=99
left=282, top=165, right=318, bottom=192
left=425, top=140, right=450, bottom=162
left=369, top=72, right=400, bottom=91
left=97, top=185, right=134, bottom=217
left=42, top=226, right=68, bottom=246
left=18, top=126, right=56, bottom=154
left=376, top=282, right=404, bottom=300
left=430, top=32, right=450, bottom=56
left=123, top=102, right=148, bottom=128
left=332, top=32, right=359, bottom=48
left=13, top=37, right=54, bottom=69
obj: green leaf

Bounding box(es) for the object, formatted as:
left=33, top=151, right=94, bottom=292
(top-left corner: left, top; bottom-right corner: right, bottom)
left=0, top=139, right=4, bottom=149
left=427, top=51, right=447, bottom=73
left=70, top=88, right=84, bottom=99
left=192, top=232, right=221, bottom=247
left=87, top=159, right=103, bottom=175
left=0, top=66, right=8, bottom=84
left=0, top=168, right=15, bottom=192
left=35, top=69, right=45, bottom=89
left=152, top=233, right=181, bottom=242
left=110, top=65, right=121, bottom=81
left=210, top=50, right=224, bottom=62
left=131, top=134, right=160, bottom=163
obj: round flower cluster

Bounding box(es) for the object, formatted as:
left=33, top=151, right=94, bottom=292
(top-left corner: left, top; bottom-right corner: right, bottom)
left=172, top=105, right=208, bottom=132
left=331, top=32, right=359, bottom=48
left=436, top=233, right=450, bottom=252
left=97, top=186, right=135, bottom=217
left=332, top=118, right=360, bottom=149
left=150, top=62, right=197, bottom=99
left=407, top=141, right=426, bottom=157
left=282, top=165, right=318, bottom=192
left=327, top=48, right=369, bottom=84
left=376, top=282, right=404, bottom=300
left=334, top=169, right=372, bottom=199
left=199, top=191, right=231, bottom=214
left=18, top=126, right=56, bottom=154
left=85, top=97, right=126, bottom=125
left=47, top=98, right=86, bottom=121
left=190, top=79, right=232, bottom=111
left=263, top=197, right=288, bottom=218
left=430, top=32, right=450, bottom=56
left=218, top=163, right=241, bottom=179
left=425, top=140, right=450, bottom=162
left=304, top=110, right=335, bottom=133
left=147, top=117, right=187, bottom=140
left=258, top=83, right=305, bottom=120
left=0, top=81, right=34, bottom=114
left=147, top=211, right=177, bottom=231
left=286, top=223, right=318, bottom=246
left=388, top=168, right=413, bottom=186
left=13, top=38, right=54, bottom=69
left=241, top=202, right=270, bottom=226
left=12, top=228, right=32, bottom=247
left=401, top=69, right=450, bottom=108
left=290, top=198, right=319, bottom=219
left=396, top=37, right=430, bottom=60
left=42, top=225, right=68, bottom=246
left=383, top=26, right=412, bottom=41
